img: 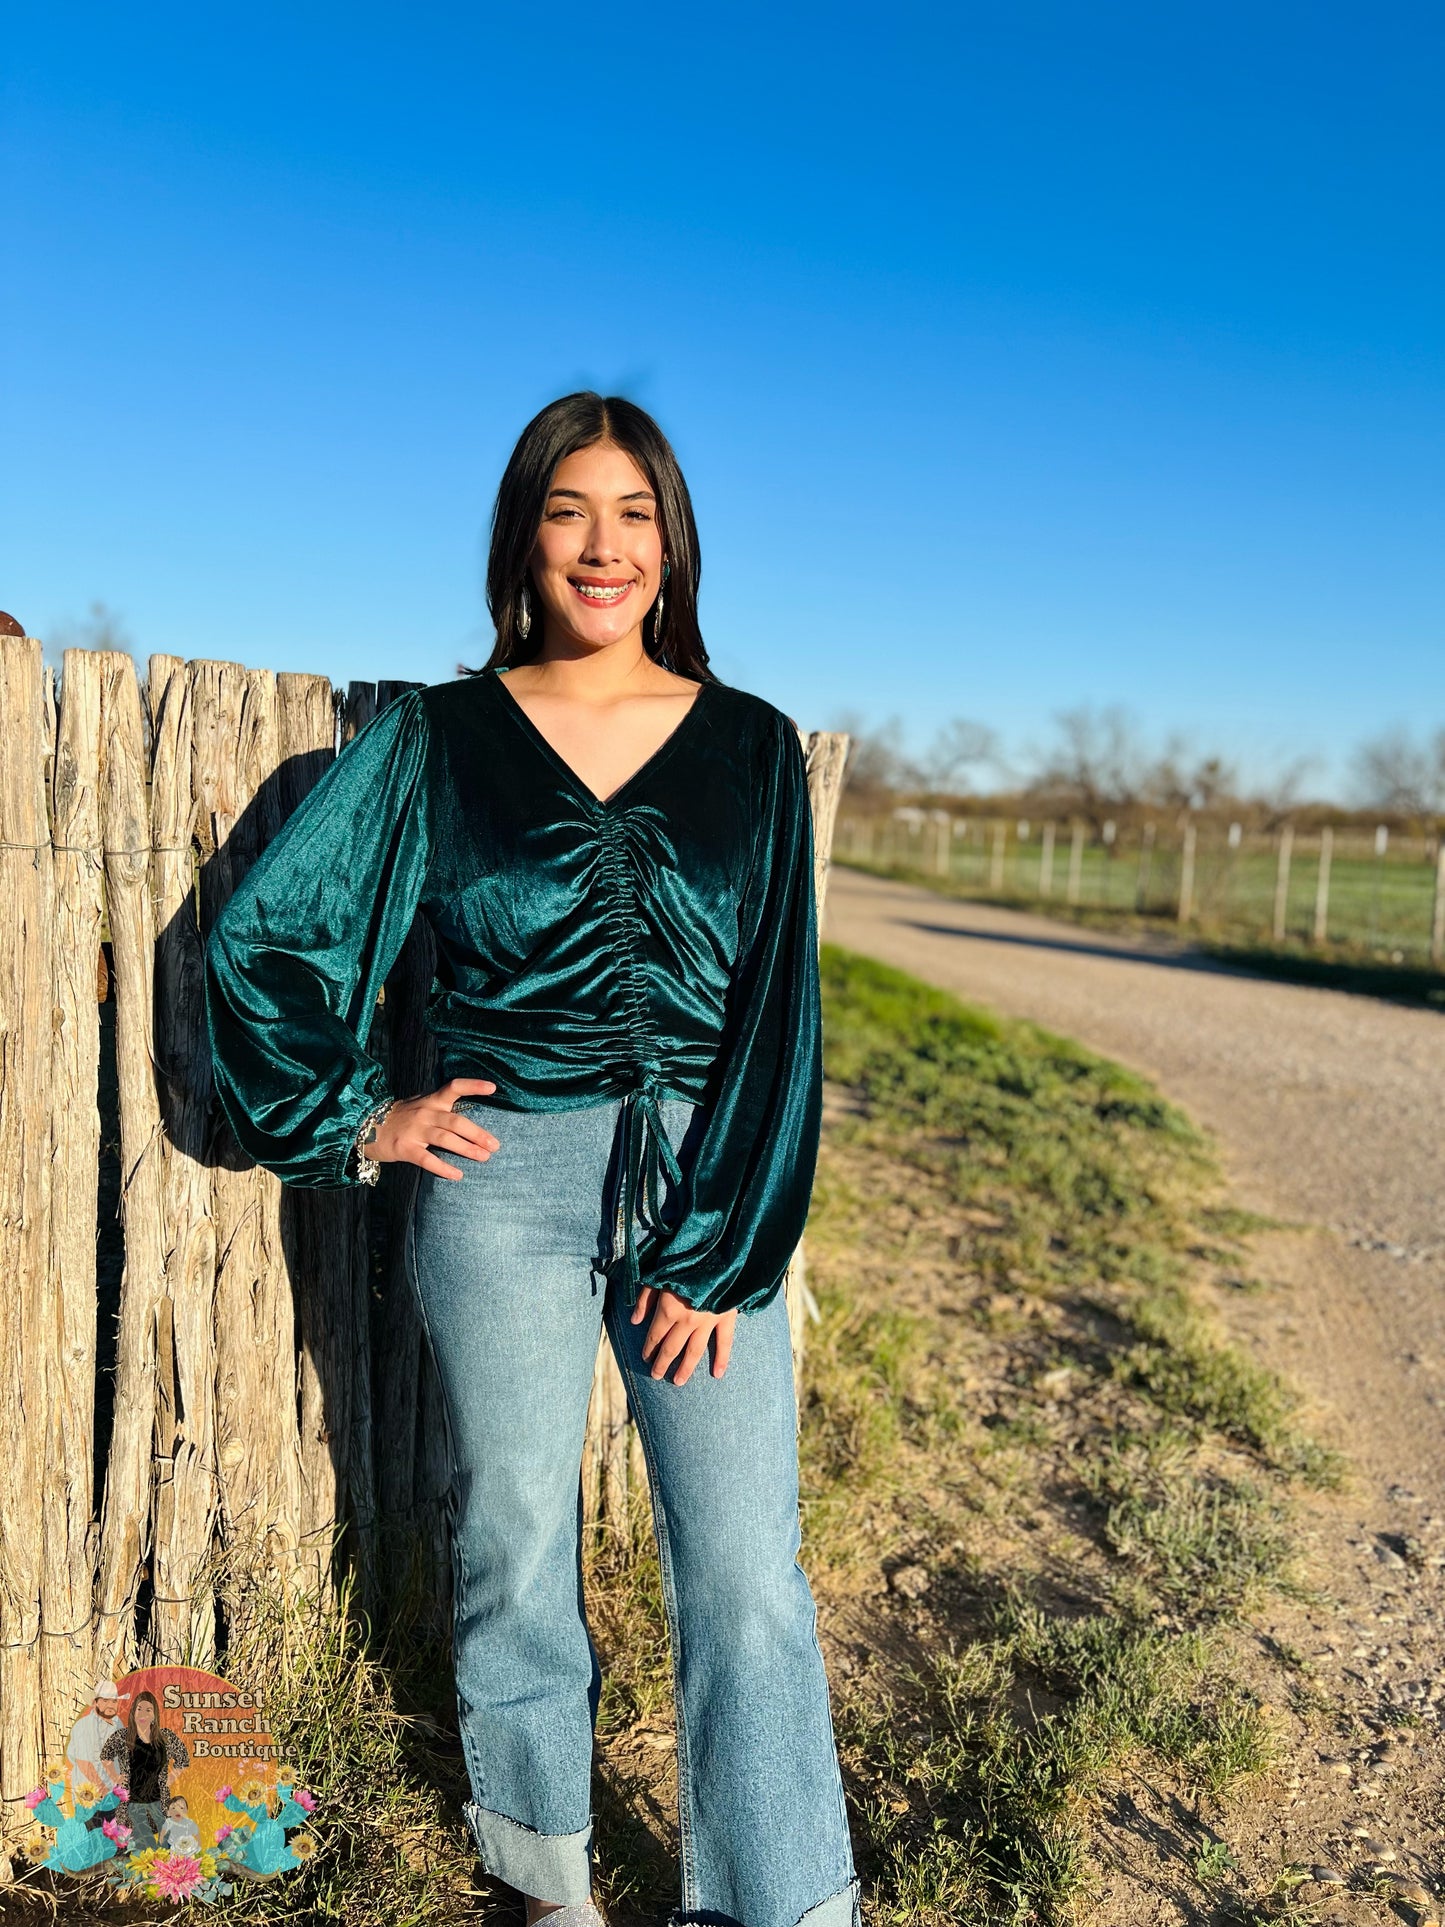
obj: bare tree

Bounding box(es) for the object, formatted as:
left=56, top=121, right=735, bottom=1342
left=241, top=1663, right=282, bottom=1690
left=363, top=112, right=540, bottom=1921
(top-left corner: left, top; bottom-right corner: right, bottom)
left=1145, top=736, right=1239, bottom=813
left=916, top=717, right=1004, bottom=796
left=1252, top=754, right=1323, bottom=831
left=1351, top=726, right=1445, bottom=820
left=1029, top=704, right=1147, bottom=829
left=832, top=710, right=918, bottom=800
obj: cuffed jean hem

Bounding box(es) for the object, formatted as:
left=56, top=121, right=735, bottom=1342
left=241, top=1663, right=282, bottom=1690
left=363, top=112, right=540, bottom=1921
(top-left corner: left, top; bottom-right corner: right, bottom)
left=462, top=1799, right=593, bottom=1906
left=667, top=1873, right=861, bottom=1927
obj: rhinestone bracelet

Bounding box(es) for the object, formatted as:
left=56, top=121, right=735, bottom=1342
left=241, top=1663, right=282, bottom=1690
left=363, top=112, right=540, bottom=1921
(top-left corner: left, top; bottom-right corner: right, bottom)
left=353, top=1094, right=398, bottom=1187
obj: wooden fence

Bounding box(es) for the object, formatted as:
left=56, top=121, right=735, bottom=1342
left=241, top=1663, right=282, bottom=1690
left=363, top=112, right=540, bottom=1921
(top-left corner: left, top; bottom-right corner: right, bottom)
left=0, top=636, right=847, bottom=1834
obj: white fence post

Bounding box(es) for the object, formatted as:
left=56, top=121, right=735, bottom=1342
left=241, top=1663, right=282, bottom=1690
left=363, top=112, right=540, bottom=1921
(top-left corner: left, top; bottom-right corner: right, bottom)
left=1313, top=827, right=1333, bottom=945
left=1178, top=822, right=1197, bottom=925
left=1432, top=842, right=1445, bottom=967
left=989, top=820, right=1006, bottom=892
left=1039, top=821, right=1056, bottom=899
left=934, top=811, right=951, bottom=877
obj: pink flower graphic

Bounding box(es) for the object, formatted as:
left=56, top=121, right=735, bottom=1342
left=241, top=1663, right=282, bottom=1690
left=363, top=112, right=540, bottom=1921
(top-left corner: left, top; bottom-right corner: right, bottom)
left=112, top=1785, right=129, bottom=1802
left=101, top=1817, right=133, bottom=1847
left=152, top=1852, right=204, bottom=1901
left=24, top=1787, right=46, bottom=1810
left=295, top=1787, right=317, bottom=1812
left=215, top=1824, right=232, bottom=1842
left=214, top=1784, right=231, bottom=1802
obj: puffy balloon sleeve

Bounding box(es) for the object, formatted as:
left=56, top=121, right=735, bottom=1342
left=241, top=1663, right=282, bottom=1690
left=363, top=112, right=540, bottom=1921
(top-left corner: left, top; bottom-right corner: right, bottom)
left=644, top=709, right=823, bottom=1314
left=203, top=688, right=433, bottom=1188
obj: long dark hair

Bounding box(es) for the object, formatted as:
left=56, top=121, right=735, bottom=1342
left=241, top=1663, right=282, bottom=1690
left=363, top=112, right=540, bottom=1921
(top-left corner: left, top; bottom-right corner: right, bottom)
left=464, top=392, right=716, bottom=682
left=125, top=1689, right=162, bottom=1751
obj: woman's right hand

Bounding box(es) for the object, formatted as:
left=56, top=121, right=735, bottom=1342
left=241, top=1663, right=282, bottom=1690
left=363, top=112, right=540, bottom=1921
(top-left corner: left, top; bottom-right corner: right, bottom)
left=364, top=1076, right=502, bottom=1180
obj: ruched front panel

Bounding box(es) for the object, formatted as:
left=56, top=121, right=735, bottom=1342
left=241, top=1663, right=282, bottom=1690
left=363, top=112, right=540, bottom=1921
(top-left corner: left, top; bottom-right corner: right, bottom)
left=204, top=667, right=822, bottom=1314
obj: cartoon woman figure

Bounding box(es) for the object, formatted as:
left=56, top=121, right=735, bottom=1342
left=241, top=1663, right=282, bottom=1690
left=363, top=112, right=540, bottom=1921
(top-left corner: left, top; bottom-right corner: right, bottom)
left=215, top=1769, right=310, bottom=1878
left=99, top=1687, right=190, bottom=1851
left=26, top=1772, right=127, bottom=1873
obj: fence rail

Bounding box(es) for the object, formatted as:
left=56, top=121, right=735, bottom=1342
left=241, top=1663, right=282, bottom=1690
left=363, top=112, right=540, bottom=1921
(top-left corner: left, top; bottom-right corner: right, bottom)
left=838, top=809, right=1445, bottom=965
left=0, top=635, right=846, bottom=1826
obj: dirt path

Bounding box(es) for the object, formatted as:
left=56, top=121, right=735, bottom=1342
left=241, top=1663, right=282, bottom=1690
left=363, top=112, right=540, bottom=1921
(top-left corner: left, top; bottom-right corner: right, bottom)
left=823, top=866, right=1445, bottom=1500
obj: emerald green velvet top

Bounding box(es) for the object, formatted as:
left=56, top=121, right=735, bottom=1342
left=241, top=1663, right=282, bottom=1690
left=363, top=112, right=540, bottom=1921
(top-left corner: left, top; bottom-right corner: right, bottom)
left=202, top=666, right=822, bottom=1315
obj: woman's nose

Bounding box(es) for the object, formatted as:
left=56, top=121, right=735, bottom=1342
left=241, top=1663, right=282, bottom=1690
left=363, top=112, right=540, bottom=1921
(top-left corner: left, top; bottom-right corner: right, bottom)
left=580, top=517, right=626, bottom=563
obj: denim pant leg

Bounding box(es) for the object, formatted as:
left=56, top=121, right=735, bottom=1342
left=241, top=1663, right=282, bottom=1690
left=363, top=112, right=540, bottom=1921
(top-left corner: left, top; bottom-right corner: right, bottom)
left=609, top=1099, right=859, bottom=1927
left=407, top=1097, right=624, bottom=1907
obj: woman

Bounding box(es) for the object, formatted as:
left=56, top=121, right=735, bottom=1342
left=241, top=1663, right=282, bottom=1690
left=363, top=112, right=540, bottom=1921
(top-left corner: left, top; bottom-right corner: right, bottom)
left=204, top=393, right=858, bottom=1927
left=100, top=1689, right=191, bottom=1852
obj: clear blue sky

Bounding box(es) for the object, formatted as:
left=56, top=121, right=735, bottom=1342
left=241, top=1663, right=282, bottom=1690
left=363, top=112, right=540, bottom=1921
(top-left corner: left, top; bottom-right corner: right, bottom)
left=4, top=3, right=1441, bottom=792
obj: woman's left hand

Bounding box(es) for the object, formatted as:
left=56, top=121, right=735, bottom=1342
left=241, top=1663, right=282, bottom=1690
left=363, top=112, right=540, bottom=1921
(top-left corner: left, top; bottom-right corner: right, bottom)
left=632, top=1288, right=736, bottom=1384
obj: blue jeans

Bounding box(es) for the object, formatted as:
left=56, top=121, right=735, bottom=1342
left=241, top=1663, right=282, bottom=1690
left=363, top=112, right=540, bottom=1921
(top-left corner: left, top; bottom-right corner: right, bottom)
left=406, top=1094, right=858, bottom=1927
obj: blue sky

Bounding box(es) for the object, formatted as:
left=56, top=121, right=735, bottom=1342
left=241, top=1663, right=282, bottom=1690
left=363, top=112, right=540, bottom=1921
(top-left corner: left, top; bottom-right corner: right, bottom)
left=3, top=3, right=1441, bottom=792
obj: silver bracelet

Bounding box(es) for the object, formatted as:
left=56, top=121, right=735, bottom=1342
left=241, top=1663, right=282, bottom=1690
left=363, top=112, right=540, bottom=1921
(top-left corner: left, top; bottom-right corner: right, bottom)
left=353, top=1094, right=398, bottom=1186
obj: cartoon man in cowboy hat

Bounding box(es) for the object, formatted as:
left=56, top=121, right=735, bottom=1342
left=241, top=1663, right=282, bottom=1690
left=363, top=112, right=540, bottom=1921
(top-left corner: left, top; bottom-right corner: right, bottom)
left=67, top=1677, right=127, bottom=1816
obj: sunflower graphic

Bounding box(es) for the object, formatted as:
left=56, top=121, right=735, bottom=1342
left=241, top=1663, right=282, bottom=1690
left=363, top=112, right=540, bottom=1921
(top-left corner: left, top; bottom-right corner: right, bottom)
left=73, top=1778, right=102, bottom=1807
left=289, top=1831, right=319, bottom=1863
left=239, top=1776, right=270, bottom=1807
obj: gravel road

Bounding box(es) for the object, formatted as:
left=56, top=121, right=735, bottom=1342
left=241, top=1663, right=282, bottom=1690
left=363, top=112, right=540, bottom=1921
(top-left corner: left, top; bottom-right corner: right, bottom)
left=822, top=865, right=1445, bottom=1496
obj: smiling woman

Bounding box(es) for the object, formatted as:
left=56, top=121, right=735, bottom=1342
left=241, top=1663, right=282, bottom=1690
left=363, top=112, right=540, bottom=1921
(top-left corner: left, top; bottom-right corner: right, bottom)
left=202, top=392, right=860, bottom=1927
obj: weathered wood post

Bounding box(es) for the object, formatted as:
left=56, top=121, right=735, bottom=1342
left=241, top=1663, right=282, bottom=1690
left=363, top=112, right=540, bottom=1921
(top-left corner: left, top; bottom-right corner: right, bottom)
left=43, top=650, right=105, bottom=1734
left=1431, top=841, right=1445, bottom=968
left=147, top=655, right=220, bottom=1667
left=192, top=662, right=308, bottom=1598
left=0, top=635, right=55, bottom=1818
left=93, top=653, right=170, bottom=1678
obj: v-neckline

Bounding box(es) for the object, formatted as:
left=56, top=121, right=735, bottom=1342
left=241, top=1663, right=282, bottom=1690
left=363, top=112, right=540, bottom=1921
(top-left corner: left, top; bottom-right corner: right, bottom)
left=490, top=667, right=711, bottom=810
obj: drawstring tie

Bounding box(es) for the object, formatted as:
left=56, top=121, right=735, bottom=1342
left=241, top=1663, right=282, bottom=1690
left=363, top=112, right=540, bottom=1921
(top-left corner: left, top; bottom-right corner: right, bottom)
left=609, top=1073, right=685, bottom=1305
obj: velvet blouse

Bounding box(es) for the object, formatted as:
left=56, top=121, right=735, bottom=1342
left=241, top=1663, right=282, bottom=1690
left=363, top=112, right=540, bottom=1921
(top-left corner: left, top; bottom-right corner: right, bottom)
left=202, top=667, right=823, bottom=1316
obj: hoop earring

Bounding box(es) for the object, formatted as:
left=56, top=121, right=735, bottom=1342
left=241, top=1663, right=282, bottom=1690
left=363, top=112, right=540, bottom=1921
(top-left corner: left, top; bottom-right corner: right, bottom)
left=517, top=584, right=531, bottom=640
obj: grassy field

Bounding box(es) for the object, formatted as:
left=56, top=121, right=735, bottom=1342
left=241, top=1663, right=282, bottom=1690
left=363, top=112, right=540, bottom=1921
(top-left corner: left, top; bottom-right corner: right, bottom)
left=840, top=815, right=1444, bottom=971
left=11, top=947, right=1342, bottom=1926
